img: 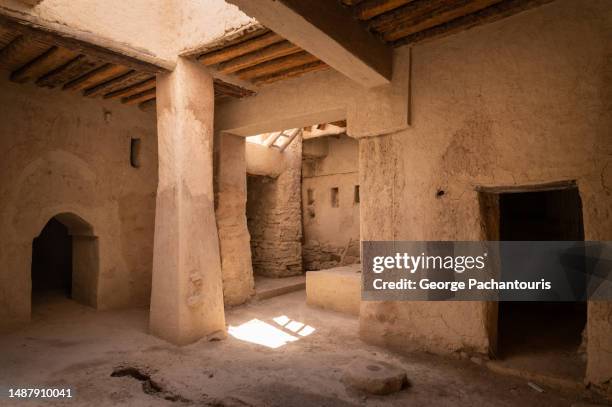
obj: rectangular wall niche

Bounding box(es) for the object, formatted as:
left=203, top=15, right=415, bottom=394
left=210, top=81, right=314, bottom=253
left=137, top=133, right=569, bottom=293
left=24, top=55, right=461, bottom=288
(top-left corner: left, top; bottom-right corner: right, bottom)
left=354, top=185, right=360, bottom=204
left=130, top=138, right=141, bottom=168
left=331, top=187, right=339, bottom=208
left=307, top=188, right=315, bottom=205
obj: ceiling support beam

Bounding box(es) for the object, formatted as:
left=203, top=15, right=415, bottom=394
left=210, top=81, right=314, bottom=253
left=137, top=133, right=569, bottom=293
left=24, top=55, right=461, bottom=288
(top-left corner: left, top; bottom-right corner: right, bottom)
left=227, top=0, right=393, bottom=88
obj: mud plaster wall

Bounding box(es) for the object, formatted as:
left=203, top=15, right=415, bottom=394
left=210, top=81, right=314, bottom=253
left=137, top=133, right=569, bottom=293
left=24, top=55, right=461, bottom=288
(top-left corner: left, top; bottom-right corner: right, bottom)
left=302, top=135, right=360, bottom=270
left=0, top=77, right=157, bottom=328
left=358, top=0, right=612, bottom=387
left=246, top=138, right=303, bottom=278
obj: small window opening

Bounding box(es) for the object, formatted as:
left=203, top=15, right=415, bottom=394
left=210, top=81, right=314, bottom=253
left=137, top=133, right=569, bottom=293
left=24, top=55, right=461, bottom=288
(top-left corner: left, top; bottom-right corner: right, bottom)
left=331, top=187, right=339, bottom=208
left=354, top=185, right=360, bottom=204
left=130, top=138, right=141, bottom=168
left=307, top=188, right=314, bottom=205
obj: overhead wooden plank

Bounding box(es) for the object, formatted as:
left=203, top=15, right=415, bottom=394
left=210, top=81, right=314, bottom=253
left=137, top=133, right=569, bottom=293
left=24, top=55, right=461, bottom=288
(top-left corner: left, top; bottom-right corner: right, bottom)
left=213, top=78, right=257, bottom=98
left=0, top=13, right=169, bottom=73
left=63, top=63, right=130, bottom=91
left=198, top=31, right=285, bottom=66
left=368, top=0, right=457, bottom=32
left=382, top=0, right=502, bottom=42
left=83, top=70, right=152, bottom=98
left=36, top=54, right=103, bottom=88
left=0, top=27, right=19, bottom=49
left=236, top=51, right=320, bottom=81
left=229, top=0, right=392, bottom=87
left=103, top=77, right=156, bottom=99
left=121, top=87, right=156, bottom=105
left=217, top=41, right=302, bottom=74
left=392, top=0, right=556, bottom=46
left=252, top=60, right=329, bottom=85
left=10, top=45, right=79, bottom=83
left=354, top=0, right=415, bottom=20
left=0, top=35, right=49, bottom=71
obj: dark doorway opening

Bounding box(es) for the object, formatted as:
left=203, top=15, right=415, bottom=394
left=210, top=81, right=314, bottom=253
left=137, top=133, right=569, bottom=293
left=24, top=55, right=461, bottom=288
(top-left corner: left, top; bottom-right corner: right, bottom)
left=31, top=217, right=73, bottom=302
left=497, top=187, right=587, bottom=380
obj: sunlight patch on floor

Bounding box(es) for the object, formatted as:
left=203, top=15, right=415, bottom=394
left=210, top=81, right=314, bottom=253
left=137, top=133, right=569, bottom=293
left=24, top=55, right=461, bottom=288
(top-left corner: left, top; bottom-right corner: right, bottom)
left=228, top=316, right=316, bottom=349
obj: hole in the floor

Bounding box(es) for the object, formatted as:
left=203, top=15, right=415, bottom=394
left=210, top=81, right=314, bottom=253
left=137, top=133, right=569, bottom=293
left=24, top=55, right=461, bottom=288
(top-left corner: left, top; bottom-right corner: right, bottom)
left=496, top=186, right=587, bottom=379
left=111, top=366, right=190, bottom=403
left=366, top=365, right=381, bottom=372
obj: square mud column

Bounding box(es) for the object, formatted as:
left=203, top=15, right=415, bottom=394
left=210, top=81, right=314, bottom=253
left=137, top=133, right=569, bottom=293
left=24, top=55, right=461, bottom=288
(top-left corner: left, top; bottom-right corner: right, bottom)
left=150, top=58, right=225, bottom=345
left=215, top=133, right=254, bottom=305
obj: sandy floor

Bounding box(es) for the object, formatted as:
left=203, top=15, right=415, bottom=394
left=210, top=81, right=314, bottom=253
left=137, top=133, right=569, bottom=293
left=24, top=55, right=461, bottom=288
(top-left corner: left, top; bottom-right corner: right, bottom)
left=0, top=291, right=606, bottom=406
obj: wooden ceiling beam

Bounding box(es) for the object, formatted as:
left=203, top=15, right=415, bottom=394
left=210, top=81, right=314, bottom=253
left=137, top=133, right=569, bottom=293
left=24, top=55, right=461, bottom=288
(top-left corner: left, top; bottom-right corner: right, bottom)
left=213, top=78, right=257, bottom=98
left=63, top=63, right=130, bottom=91
left=217, top=41, right=301, bottom=74
left=198, top=31, right=284, bottom=66
left=392, top=0, right=556, bottom=46
left=252, top=61, right=329, bottom=85
left=368, top=0, right=476, bottom=32
left=354, top=0, right=415, bottom=20
left=83, top=71, right=154, bottom=98
left=103, top=77, right=156, bottom=99
left=0, top=34, right=26, bottom=64
left=83, top=69, right=140, bottom=97
left=382, top=0, right=502, bottom=42
left=121, top=87, right=156, bottom=105
left=36, top=55, right=102, bottom=88
left=228, top=0, right=392, bottom=87
left=236, top=51, right=320, bottom=81
left=10, top=45, right=78, bottom=83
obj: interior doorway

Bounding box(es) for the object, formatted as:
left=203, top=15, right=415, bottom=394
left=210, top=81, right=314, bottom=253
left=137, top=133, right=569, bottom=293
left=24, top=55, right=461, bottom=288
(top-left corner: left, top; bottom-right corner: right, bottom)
left=31, top=213, right=99, bottom=308
left=488, top=185, right=587, bottom=380
left=31, top=218, right=72, bottom=302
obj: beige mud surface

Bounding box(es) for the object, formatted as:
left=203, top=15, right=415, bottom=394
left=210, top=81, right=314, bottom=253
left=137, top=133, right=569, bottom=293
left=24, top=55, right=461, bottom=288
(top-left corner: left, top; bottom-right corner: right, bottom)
left=0, top=291, right=605, bottom=406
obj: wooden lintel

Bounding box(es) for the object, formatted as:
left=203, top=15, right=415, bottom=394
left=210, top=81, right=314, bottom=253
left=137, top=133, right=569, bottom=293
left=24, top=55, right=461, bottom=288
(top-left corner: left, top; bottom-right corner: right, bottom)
left=475, top=180, right=578, bottom=194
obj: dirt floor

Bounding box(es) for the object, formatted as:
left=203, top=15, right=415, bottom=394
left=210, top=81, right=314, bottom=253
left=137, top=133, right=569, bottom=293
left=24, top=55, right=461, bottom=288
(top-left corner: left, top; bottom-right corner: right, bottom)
left=0, top=291, right=607, bottom=407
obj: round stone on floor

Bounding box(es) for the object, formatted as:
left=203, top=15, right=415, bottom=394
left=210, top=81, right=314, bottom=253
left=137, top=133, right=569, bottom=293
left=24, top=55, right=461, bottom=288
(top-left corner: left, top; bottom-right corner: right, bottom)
left=342, top=359, right=408, bottom=395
